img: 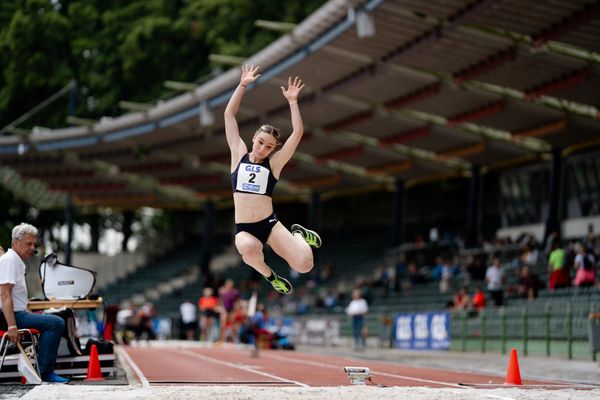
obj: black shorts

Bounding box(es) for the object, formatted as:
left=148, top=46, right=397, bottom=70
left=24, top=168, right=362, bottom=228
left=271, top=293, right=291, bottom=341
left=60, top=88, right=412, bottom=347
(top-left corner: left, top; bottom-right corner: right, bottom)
left=204, top=309, right=220, bottom=318
left=235, top=213, right=278, bottom=244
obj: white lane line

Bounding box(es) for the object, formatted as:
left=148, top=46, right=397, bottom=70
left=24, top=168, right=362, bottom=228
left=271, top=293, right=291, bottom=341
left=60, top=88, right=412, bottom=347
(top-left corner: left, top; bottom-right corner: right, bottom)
left=174, top=348, right=310, bottom=387
left=117, top=347, right=150, bottom=388
left=262, top=353, right=517, bottom=400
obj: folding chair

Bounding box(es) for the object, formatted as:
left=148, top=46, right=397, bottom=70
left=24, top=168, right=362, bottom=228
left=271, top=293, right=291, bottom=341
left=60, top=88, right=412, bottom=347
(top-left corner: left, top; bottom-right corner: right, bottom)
left=0, top=328, right=41, bottom=378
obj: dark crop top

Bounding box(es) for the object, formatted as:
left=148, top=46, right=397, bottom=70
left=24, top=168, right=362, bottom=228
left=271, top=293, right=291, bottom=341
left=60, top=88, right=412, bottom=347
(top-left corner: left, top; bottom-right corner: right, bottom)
left=231, top=153, right=278, bottom=197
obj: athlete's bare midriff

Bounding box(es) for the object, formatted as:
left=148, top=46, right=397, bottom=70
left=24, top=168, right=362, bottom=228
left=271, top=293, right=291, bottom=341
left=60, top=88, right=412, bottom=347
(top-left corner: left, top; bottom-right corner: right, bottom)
left=234, top=192, right=274, bottom=223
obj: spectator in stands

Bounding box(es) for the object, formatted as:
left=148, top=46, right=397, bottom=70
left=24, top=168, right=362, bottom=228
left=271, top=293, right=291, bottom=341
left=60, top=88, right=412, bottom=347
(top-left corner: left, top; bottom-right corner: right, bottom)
left=198, top=287, right=220, bottom=342
left=472, top=286, right=486, bottom=312
left=346, top=288, right=369, bottom=351
left=179, top=299, right=197, bottom=340
left=548, top=240, right=570, bottom=290
left=268, top=318, right=294, bottom=350
left=563, top=239, right=577, bottom=272
left=0, top=223, right=69, bottom=383
left=438, top=255, right=455, bottom=294
left=116, top=302, right=135, bottom=344
left=466, top=254, right=486, bottom=282
left=222, top=298, right=247, bottom=343
left=520, top=242, right=539, bottom=270
left=320, top=261, right=336, bottom=281
left=485, top=256, right=505, bottom=306
left=134, top=302, right=156, bottom=341
left=323, top=290, right=338, bottom=310
left=407, top=262, right=430, bottom=286
left=573, top=242, right=596, bottom=288
left=224, top=64, right=321, bottom=295
left=218, top=279, right=240, bottom=342
left=156, top=318, right=172, bottom=341
left=452, top=287, right=471, bottom=311
left=519, top=265, right=543, bottom=300
left=239, top=302, right=262, bottom=345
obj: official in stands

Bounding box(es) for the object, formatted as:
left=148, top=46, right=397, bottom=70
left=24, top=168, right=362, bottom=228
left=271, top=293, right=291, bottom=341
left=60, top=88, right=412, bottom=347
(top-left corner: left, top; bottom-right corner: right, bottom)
left=0, top=223, right=69, bottom=383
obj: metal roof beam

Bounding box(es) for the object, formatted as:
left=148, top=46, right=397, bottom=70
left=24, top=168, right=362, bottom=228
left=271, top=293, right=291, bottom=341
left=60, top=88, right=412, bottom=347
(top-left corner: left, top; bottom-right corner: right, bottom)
left=208, top=54, right=246, bottom=66
left=292, top=151, right=394, bottom=185
left=325, top=77, right=545, bottom=157
left=255, top=20, right=297, bottom=33
left=463, top=23, right=600, bottom=64
left=395, top=108, right=550, bottom=152
left=118, top=101, right=154, bottom=112
left=62, top=151, right=201, bottom=206
left=163, top=80, right=199, bottom=92
left=158, top=150, right=310, bottom=197
left=384, top=62, right=599, bottom=122
left=66, top=116, right=96, bottom=127
left=0, top=165, right=67, bottom=209
left=319, top=93, right=471, bottom=169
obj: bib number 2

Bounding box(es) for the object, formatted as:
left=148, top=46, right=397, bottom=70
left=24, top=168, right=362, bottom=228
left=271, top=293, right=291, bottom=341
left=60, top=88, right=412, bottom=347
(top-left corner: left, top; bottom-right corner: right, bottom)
left=237, top=163, right=269, bottom=194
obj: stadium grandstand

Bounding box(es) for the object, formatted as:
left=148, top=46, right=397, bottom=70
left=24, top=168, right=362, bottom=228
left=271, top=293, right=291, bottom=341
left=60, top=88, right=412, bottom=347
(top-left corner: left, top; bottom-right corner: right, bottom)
left=0, top=0, right=599, bottom=397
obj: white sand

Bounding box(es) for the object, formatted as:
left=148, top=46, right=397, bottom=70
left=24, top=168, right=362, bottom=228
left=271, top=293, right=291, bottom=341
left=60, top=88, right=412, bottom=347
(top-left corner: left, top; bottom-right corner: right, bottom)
left=19, top=384, right=600, bottom=400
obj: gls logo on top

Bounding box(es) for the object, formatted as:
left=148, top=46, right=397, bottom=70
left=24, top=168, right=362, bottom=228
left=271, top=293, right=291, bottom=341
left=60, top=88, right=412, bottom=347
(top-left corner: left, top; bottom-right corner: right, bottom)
left=245, top=165, right=261, bottom=173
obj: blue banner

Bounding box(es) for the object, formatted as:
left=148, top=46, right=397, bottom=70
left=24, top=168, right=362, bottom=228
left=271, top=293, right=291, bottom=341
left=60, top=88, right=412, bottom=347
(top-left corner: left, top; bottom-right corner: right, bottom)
left=394, top=312, right=450, bottom=350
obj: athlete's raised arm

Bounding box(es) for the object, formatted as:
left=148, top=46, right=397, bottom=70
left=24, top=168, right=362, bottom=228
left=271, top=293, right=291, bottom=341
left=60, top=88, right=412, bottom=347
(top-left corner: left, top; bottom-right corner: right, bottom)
left=224, top=64, right=261, bottom=169
left=271, top=76, right=305, bottom=174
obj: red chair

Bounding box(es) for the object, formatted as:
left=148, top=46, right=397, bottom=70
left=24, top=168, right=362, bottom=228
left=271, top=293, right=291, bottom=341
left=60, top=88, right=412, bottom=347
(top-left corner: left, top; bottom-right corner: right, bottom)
left=0, top=328, right=41, bottom=377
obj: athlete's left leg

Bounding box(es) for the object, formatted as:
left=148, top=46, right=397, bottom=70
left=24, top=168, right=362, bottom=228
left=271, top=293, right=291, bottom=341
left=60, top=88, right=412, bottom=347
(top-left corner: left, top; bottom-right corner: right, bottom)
left=267, top=222, right=314, bottom=274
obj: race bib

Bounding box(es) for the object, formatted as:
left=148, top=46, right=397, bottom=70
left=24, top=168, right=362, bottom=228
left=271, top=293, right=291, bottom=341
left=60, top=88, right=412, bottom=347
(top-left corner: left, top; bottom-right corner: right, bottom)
left=236, top=163, right=270, bottom=194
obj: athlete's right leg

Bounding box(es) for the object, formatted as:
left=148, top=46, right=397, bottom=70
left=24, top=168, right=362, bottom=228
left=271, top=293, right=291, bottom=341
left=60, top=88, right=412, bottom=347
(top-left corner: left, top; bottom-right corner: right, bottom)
left=235, top=231, right=293, bottom=294
left=235, top=231, right=271, bottom=276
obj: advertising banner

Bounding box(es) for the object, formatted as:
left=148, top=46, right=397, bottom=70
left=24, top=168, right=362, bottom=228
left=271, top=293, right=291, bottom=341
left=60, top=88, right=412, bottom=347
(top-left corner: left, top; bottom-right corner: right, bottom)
left=394, top=312, right=450, bottom=350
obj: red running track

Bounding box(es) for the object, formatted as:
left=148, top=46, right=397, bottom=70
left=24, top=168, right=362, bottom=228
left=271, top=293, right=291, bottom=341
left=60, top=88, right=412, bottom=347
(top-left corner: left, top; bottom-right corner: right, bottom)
left=120, top=345, right=572, bottom=388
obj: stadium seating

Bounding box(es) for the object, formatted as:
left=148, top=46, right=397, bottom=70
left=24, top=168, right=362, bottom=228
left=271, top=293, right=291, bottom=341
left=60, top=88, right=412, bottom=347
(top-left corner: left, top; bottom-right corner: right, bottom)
left=97, top=236, right=203, bottom=307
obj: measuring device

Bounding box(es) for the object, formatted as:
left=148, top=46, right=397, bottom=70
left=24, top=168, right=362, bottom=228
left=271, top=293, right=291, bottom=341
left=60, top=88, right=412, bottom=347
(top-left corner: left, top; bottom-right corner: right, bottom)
left=343, top=366, right=372, bottom=385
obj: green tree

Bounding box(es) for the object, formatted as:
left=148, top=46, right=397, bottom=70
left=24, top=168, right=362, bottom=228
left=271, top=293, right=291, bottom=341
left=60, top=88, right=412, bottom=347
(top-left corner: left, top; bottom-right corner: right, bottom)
left=0, top=0, right=326, bottom=130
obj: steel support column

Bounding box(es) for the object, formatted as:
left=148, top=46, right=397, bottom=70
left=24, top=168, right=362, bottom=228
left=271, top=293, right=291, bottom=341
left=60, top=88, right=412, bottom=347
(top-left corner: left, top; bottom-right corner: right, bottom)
left=392, top=178, right=405, bottom=247
left=466, top=166, right=481, bottom=248
left=544, top=147, right=563, bottom=245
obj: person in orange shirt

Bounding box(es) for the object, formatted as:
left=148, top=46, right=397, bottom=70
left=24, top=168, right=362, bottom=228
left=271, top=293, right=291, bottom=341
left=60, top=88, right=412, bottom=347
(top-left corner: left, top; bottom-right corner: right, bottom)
left=198, top=287, right=220, bottom=342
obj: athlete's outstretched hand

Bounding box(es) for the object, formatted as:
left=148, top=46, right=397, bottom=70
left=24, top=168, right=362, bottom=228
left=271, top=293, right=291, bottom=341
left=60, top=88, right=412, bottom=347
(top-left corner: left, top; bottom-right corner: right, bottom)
left=281, top=76, right=305, bottom=103
left=240, top=64, right=261, bottom=87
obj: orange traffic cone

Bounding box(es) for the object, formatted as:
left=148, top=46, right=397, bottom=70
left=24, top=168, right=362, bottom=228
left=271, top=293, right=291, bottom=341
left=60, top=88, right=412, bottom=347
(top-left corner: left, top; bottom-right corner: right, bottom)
left=504, top=348, right=522, bottom=385
left=85, top=344, right=104, bottom=381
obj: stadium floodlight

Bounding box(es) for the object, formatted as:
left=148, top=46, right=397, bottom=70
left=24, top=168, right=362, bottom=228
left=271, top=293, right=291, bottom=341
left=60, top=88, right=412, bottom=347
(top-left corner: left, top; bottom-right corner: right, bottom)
left=348, top=8, right=375, bottom=38
left=199, top=101, right=214, bottom=127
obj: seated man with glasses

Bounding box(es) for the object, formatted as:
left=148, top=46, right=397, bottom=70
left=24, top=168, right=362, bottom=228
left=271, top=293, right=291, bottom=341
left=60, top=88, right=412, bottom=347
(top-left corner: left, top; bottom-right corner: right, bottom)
left=0, top=223, right=69, bottom=383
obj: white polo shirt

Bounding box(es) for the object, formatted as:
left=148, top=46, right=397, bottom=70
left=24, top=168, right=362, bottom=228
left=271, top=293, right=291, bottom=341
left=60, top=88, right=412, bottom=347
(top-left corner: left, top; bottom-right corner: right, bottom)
left=0, top=248, right=29, bottom=311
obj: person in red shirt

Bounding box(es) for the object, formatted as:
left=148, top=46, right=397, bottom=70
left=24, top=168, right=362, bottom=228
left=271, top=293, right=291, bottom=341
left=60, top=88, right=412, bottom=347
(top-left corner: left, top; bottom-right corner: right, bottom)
left=472, top=286, right=486, bottom=312
left=198, top=287, right=220, bottom=342
left=452, top=287, right=471, bottom=311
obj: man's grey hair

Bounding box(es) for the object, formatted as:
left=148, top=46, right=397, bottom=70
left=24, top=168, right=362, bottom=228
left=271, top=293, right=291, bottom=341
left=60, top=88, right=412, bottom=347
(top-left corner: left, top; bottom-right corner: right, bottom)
left=12, top=223, right=38, bottom=241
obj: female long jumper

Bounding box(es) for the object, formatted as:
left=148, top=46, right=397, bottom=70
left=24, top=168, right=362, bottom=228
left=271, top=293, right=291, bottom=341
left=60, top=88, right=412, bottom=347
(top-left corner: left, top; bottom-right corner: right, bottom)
left=224, top=64, right=322, bottom=294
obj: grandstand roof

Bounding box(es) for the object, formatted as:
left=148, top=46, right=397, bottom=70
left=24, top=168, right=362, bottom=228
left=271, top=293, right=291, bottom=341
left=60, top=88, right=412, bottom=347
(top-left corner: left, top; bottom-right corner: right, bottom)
left=1, top=0, right=599, bottom=209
